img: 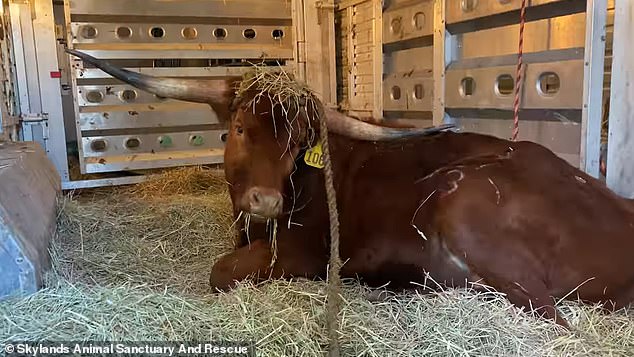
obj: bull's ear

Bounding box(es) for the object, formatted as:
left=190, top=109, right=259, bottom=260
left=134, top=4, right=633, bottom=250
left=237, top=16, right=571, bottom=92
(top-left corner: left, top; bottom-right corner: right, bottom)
left=66, top=48, right=242, bottom=123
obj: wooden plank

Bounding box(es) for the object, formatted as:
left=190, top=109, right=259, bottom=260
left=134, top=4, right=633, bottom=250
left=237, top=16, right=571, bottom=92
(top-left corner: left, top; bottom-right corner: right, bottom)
left=606, top=0, right=634, bottom=198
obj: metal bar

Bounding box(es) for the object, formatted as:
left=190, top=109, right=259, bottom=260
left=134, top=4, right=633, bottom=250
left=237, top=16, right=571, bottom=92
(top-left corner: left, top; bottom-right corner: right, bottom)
left=68, top=0, right=292, bottom=19
left=606, top=0, right=634, bottom=198
left=372, top=0, right=383, bottom=119
left=18, top=3, right=42, bottom=114
left=61, top=175, right=153, bottom=190
left=64, top=0, right=87, bottom=174
left=432, top=0, right=450, bottom=125
left=580, top=0, right=607, bottom=178
left=8, top=3, right=29, bottom=115
left=30, top=0, right=69, bottom=181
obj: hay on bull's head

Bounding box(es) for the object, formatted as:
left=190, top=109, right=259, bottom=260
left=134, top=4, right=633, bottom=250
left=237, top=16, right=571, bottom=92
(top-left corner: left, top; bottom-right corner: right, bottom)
left=235, top=64, right=320, bottom=147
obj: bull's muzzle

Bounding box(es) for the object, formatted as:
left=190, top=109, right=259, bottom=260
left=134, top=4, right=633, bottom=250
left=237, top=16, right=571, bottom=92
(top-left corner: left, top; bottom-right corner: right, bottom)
left=245, top=187, right=283, bottom=219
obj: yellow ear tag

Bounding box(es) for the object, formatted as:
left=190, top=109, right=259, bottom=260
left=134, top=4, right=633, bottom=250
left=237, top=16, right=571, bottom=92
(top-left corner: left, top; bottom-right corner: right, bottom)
left=304, top=141, right=325, bottom=169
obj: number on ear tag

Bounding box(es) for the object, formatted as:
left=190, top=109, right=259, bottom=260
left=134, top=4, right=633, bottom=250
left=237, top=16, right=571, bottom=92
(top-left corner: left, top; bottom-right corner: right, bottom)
left=304, top=141, right=325, bottom=169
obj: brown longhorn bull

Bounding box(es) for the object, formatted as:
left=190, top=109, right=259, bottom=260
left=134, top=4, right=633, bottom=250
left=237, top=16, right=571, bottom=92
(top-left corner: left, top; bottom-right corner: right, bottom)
left=67, top=49, right=634, bottom=328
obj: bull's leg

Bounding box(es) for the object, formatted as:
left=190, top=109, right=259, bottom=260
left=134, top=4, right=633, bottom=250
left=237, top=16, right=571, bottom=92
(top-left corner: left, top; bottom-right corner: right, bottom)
left=210, top=234, right=327, bottom=291
left=440, top=234, right=571, bottom=328
left=233, top=222, right=268, bottom=248
left=502, top=280, right=570, bottom=328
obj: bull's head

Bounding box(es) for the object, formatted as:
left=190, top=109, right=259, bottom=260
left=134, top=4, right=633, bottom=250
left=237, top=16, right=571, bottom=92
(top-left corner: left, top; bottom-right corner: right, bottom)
left=67, top=49, right=452, bottom=222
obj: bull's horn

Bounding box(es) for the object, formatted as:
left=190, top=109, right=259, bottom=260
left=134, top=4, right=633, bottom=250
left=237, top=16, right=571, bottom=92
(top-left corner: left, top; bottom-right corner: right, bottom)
left=65, top=49, right=241, bottom=122
left=323, top=108, right=456, bottom=141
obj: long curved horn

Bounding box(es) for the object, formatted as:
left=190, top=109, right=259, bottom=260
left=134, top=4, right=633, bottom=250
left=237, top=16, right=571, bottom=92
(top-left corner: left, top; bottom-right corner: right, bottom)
left=323, top=108, right=455, bottom=141
left=66, top=49, right=241, bottom=122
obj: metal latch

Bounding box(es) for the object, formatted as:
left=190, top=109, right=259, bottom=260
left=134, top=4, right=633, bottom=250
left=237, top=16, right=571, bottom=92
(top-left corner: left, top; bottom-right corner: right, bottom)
left=21, top=113, right=48, bottom=122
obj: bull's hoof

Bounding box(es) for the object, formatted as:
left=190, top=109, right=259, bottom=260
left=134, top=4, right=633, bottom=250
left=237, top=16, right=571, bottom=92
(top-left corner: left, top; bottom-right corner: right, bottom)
left=366, top=289, right=393, bottom=302
left=209, top=261, right=239, bottom=292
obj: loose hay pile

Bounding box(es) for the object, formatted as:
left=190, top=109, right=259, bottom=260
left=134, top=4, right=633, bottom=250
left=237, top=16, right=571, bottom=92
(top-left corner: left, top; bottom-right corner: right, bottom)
left=1, top=166, right=633, bottom=356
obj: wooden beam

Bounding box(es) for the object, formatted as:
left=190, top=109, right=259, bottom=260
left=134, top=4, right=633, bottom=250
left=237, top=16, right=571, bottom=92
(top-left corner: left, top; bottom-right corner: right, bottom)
left=606, top=0, right=634, bottom=198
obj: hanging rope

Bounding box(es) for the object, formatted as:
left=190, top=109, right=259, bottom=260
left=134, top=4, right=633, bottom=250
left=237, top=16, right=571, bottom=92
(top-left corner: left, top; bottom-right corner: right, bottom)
left=316, top=103, right=343, bottom=357
left=512, top=0, right=527, bottom=141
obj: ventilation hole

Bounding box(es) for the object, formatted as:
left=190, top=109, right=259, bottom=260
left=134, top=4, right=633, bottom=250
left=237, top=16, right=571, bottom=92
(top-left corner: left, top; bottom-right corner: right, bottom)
left=461, top=0, right=478, bottom=12
left=496, top=74, right=515, bottom=96
left=390, top=16, right=402, bottom=34
left=120, top=89, right=137, bottom=102
left=272, top=29, right=284, bottom=40
left=116, top=26, right=132, bottom=39
left=189, top=134, right=205, bottom=146
left=150, top=27, right=165, bottom=38
left=243, top=29, right=256, bottom=39
left=182, top=27, right=198, bottom=40
left=90, top=139, right=107, bottom=152
left=86, top=90, right=104, bottom=103
left=213, top=28, right=227, bottom=39
left=125, top=137, right=141, bottom=149
left=538, top=72, right=560, bottom=96
left=391, top=86, right=401, bottom=100
left=413, top=12, right=426, bottom=30
left=413, top=84, right=424, bottom=100
left=459, top=77, right=476, bottom=97
left=157, top=135, right=173, bottom=148
left=220, top=132, right=228, bottom=143
left=80, top=25, right=98, bottom=39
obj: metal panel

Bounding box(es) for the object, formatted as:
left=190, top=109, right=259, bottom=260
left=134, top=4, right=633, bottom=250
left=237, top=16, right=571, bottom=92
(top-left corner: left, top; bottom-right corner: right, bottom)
left=78, top=103, right=217, bottom=131
left=84, top=149, right=224, bottom=173
left=384, top=47, right=433, bottom=76
left=606, top=0, right=634, bottom=198
left=451, top=118, right=581, bottom=166
left=75, top=66, right=291, bottom=79
left=70, top=23, right=293, bottom=48
left=383, top=1, right=433, bottom=44
left=69, top=0, right=293, bottom=19
left=64, top=0, right=300, bottom=178
left=384, top=71, right=433, bottom=112
left=68, top=48, right=295, bottom=60
left=458, top=13, right=586, bottom=60
left=77, top=84, right=182, bottom=107
left=447, top=0, right=572, bottom=25
left=81, top=130, right=226, bottom=157
left=446, top=60, right=584, bottom=110
left=579, top=0, right=607, bottom=178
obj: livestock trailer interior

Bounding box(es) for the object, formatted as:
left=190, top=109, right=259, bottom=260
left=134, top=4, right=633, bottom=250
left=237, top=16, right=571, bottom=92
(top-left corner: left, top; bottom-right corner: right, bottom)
left=1, top=1, right=634, bottom=355
left=0, top=0, right=630, bottom=195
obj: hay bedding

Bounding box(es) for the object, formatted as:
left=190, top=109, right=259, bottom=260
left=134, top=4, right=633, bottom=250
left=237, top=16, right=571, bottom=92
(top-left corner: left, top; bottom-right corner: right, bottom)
left=0, top=166, right=633, bottom=356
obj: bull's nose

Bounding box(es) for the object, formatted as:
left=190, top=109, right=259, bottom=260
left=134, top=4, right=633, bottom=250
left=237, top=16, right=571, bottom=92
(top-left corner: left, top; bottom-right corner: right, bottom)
left=246, top=187, right=283, bottom=218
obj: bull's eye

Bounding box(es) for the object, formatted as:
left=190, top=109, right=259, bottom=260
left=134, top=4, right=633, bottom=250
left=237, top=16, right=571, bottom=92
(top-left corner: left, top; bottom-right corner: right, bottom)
left=236, top=126, right=244, bottom=134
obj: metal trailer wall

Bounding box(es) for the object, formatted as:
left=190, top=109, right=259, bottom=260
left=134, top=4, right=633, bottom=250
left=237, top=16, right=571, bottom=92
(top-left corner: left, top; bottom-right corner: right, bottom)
left=335, top=0, right=611, bottom=176
left=63, top=0, right=297, bottom=177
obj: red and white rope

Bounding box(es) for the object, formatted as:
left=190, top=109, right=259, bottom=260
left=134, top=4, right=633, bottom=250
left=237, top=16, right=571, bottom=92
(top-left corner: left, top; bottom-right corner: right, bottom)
left=512, top=0, right=527, bottom=141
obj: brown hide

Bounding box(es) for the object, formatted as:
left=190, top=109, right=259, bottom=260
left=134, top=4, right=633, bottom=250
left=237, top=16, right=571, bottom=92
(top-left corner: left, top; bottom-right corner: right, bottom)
left=212, top=129, right=634, bottom=328
left=62, top=49, right=634, bottom=328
